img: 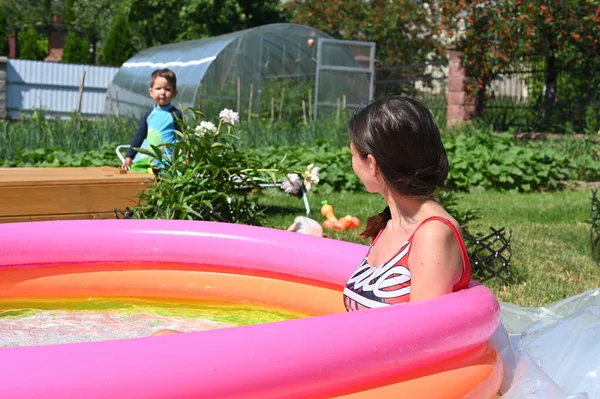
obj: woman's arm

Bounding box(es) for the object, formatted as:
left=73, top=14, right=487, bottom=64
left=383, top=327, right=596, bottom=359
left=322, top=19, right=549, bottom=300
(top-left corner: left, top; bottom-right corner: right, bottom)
left=407, top=222, right=464, bottom=302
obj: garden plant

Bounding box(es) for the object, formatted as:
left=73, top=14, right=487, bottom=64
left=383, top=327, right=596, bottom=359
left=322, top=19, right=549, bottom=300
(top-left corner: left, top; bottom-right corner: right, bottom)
left=126, top=107, right=281, bottom=224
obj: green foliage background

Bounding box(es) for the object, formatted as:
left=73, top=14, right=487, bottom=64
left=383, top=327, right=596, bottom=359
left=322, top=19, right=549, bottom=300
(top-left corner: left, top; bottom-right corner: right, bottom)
left=62, top=32, right=91, bottom=64
left=101, top=12, right=134, bottom=67
left=18, top=27, right=46, bottom=61
left=2, top=117, right=598, bottom=193
left=0, top=5, right=9, bottom=55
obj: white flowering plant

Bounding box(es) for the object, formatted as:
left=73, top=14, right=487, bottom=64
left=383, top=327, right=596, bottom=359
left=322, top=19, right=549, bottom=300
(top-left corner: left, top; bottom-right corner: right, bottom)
left=280, top=163, right=320, bottom=198
left=130, top=107, right=278, bottom=223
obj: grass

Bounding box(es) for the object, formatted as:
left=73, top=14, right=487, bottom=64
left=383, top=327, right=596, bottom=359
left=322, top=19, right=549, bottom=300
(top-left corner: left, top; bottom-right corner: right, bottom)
left=257, top=188, right=599, bottom=307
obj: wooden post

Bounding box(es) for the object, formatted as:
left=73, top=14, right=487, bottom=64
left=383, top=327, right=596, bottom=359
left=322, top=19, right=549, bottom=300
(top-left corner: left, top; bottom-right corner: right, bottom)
left=279, top=88, right=285, bottom=121
left=237, top=76, right=241, bottom=113
left=270, top=97, right=275, bottom=123
left=342, top=94, right=347, bottom=109
left=75, top=71, right=87, bottom=129
left=302, top=100, right=307, bottom=126
left=115, top=90, right=120, bottom=118
left=77, top=71, right=87, bottom=114
left=106, top=74, right=113, bottom=114
left=197, top=80, right=203, bottom=110
left=336, top=97, right=341, bottom=122
left=281, top=44, right=286, bottom=76
left=248, top=83, right=253, bottom=123
left=308, top=88, right=312, bottom=121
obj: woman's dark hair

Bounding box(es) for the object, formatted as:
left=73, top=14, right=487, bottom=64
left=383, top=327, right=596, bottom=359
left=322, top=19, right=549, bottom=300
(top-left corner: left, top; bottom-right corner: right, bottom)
left=348, top=96, right=448, bottom=240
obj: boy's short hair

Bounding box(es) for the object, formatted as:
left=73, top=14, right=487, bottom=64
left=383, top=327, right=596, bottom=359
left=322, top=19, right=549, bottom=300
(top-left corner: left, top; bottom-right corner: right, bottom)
left=150, top=69, right=177, bottom=91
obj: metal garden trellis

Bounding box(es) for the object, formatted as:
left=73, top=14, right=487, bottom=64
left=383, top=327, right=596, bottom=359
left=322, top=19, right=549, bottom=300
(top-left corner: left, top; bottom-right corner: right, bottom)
left=464, top=227, right=514, bottom=284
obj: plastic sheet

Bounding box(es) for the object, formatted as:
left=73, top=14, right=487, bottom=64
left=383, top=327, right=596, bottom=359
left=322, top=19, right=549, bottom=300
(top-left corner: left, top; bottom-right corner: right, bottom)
left=0, top=311, right=231, bottom=347
left=491, top=288, right=600, bottom=398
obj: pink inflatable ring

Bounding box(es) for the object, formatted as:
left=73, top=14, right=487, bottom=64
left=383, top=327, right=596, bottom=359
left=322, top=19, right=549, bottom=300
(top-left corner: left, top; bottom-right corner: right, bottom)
left=0, top=219, right=503, bottom=398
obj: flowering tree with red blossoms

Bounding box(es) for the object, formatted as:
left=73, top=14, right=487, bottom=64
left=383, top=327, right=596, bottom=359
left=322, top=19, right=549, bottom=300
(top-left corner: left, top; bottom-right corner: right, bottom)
left=439, top=0, right=600, bottom=128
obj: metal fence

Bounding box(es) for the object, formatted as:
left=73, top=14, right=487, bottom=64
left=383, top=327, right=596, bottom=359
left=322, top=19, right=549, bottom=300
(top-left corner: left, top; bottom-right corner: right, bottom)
left=372, top=54, right=600, bottom=134
left=6, top=59, right=119, bottom=118
left=375, top=63, right=448, bottom=126
left=374, top=62, right=448, bottom=126
left=483, top=55, right=600, bottom=133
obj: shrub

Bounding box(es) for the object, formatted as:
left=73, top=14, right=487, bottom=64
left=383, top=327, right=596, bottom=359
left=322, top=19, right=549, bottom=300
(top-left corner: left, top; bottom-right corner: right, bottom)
left=129, top=108, right=280, bottom=223
left=102, top=12, right=133, bottom=67
left=19, top=27, right=45, bottom=61
left=62, top=32, right=91, bottom=64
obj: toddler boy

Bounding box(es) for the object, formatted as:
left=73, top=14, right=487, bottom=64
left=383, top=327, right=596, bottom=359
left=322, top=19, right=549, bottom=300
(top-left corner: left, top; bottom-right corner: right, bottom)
left=120, top=69, right=182, bottom=174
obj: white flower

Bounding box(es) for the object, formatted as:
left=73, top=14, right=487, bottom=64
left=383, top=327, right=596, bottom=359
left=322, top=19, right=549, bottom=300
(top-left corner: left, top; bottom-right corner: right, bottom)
left=281, top=173, right=303, bottom=195
left=303, top=163, right=320, bottom=192
left=219, top=108, right=239, bottom=125
left=194, top=121, right=217, bottom=137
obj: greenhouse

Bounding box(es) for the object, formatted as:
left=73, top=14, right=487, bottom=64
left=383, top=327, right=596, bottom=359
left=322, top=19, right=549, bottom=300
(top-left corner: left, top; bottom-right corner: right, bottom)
left=108, top=23, right=375, bottom=121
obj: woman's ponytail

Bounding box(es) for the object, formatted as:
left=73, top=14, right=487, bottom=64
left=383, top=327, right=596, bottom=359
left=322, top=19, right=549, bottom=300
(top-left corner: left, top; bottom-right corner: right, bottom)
left=359, top=206, right=391, bottom=241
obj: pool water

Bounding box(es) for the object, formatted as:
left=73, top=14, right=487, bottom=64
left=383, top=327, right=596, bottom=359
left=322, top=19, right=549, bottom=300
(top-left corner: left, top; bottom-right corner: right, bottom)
left=0, top=298, right=303, bottom=347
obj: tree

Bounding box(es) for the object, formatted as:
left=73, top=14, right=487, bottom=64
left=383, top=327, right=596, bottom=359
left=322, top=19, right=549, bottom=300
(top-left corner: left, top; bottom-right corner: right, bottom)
left=64, top=0, right=74, bottom=24
left=70, top=0, right=119, bottom=46
left=0, top=5, right=9, bottom=55
left=180, top=0, right=285, bottom=39
left=127, top=0, right=181, bottom=49
left=512, top=0, right=600, bottom=128
left=127, top=0, right=286, bottom=49
left=439, top=0, right=600, bottom=127
left=101, top=12, right=133, bottom=67
left=18, top=27, right=45, bottom=60
left=285, top=0, right=444, bottom=67
left=0, top=0, right=63, bottom=26
left=62, top=32, right=90, bottom=64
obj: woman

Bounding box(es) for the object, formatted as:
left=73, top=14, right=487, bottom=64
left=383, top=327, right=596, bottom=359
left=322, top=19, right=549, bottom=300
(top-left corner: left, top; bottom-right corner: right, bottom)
left=343, top=96, right=471, bottom=311
left=151, top=96, right=471, bottom=336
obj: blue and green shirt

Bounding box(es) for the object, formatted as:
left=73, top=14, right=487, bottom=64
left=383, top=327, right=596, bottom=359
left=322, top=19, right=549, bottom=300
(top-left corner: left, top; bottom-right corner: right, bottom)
left=126, top=104, right=183, bottom=170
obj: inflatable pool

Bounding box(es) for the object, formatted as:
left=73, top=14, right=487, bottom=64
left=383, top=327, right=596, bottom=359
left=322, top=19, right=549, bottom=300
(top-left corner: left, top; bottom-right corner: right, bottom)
left=0, top=219, right=503, bottom=398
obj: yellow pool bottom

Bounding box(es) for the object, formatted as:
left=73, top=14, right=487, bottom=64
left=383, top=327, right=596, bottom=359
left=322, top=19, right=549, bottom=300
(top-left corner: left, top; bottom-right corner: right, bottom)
left=0, top=298, right=304, bottom=327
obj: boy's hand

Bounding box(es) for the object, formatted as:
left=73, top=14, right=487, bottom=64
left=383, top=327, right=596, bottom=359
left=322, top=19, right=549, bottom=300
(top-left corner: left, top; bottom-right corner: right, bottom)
left=121, top=157, right=133, bottom=170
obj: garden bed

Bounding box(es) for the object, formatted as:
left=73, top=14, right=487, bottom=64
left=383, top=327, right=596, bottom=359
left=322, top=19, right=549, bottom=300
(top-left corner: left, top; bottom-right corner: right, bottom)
left=0, top=167, right=152, bottom=223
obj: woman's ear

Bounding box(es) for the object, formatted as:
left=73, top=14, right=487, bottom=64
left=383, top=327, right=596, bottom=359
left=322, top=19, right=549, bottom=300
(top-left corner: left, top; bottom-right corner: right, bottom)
left=367, top=154, right=378, bottom=177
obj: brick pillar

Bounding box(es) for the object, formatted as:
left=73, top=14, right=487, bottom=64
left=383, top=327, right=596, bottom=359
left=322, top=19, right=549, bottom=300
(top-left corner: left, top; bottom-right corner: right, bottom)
left=8, top=34, right=17, bottom=58
left=45, top=15, right=66, bottom=62
left=447, top=50, right=476, bottom=127
left=0, top=56, right=7, bottom=119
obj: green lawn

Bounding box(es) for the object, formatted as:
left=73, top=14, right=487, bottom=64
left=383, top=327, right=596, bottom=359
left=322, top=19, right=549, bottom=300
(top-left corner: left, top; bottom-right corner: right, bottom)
left=257, top=188, right=600, bottom=307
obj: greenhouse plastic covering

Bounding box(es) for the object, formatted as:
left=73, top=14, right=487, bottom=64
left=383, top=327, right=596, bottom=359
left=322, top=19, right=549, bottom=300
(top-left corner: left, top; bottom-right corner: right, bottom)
left=108, top=23, right=372, bottom=119
left=1, top=289, right=597, bottom=398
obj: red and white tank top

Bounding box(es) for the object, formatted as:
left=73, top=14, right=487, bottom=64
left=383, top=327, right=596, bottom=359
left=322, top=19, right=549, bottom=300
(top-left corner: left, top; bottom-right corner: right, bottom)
left=343, top=216, right=472, bottom=311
